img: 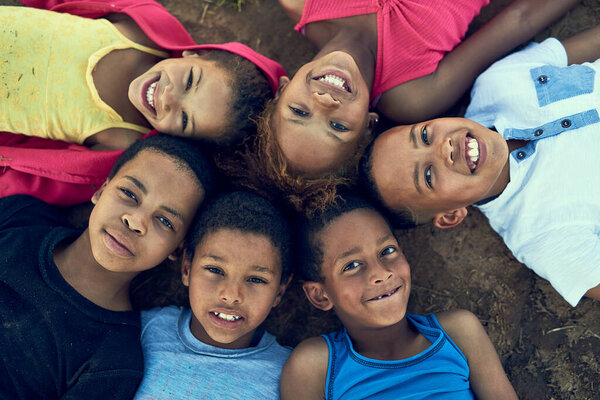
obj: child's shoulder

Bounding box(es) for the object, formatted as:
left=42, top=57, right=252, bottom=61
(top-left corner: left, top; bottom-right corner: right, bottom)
left=435, top=309, right=482, bottom=335
left=280, top=336, right=328, bottom=399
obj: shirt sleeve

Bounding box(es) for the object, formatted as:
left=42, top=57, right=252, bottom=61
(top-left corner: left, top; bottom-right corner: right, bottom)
left=514, top=227, right=600, bottom=307
left=0, top=195, right=67, bottom=233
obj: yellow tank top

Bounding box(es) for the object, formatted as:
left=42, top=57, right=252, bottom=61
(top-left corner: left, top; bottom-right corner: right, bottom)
left=0, top=7, right=169, bottom=143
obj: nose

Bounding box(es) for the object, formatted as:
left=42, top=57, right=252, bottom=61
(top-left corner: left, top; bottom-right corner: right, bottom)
left=439, top=135, right=454, bottom=167
left=161, top=83, right=179, bottom=112
left=219, top=281, right=243, bottom=305
left=369, top=260, right=393, bottom=285
left=313, top=91, right=340, bottom=109
left=122, top=212, right=147, bottom=235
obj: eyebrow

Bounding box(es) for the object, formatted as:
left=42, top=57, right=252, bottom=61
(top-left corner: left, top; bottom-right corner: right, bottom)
left=191, top=68, right=202, bottom=134
left=410, top=124, right=418, bottom=149
left=377, top=234, right=394, bottom=245
left=334, top=246, right=361, bottom=265
left=124, top=176, right=185, bottom=222
left=253, top=265, right=275, bottom=275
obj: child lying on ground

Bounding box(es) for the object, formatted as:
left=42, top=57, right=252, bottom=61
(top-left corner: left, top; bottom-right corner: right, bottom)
left=0, top=135, right=215, bottom=399
left=134, top=191, right=293, bottom=399
left=362, top=25, right=600, bottom=306
left=281, top=196, right=516, bottom=399
left=2, top=0, right=284, bottom=150
left=216, top=0, right=580, bottom=213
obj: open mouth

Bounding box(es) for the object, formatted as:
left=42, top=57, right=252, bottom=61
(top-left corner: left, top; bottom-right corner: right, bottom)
left=142, top=76, right=159, bottom=115
left=211, top=311, right=243, bottom=322
left=313, top=71, right=352, bottom=93
left=466, top=134, right=480, bottom=173
left=368, top=286, right=401, bottom=302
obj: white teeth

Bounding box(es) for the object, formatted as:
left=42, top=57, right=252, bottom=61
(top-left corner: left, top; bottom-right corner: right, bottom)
left=467, top=137, right=479, bottom=165
left=319, top=74, right=346, bottom=89
left=146, top=81, right=157, bottom=109
left=213, top=312, right=242, bottom=321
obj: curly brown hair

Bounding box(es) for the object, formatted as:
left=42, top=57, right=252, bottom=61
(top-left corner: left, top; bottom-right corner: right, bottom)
left=215, top=98, right=370, bottom=214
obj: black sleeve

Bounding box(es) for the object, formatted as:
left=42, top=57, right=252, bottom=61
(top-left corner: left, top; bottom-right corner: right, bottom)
left=0, top=195, right=68, bottom=233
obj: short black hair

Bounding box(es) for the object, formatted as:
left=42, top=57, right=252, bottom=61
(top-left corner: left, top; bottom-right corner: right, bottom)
left=109, top=134, right=216, bottom=199
left=297, top=195, right=393, bottom=282
left=359, top=141, right=418, bottom=229
left=185, top=191, right=293, bottom=282
left=200, top=50, right=272, bottom=147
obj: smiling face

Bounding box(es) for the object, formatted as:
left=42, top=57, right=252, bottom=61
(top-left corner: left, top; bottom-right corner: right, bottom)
left=182, top=228, right=288, bottom=349
left=306, top=208, right=411, bottom=331
left=88, top=150, right=203, bottom=273
left=128, top=52, right=232, bottom=140
left=369, top=118, right=510, bottom=225
left=272, top=51, right=375, bottom=176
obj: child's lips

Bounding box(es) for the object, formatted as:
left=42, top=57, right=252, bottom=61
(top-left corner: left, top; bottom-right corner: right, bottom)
left=209, top=310, right=245, bottom=329
left=103, top=229, right=134, bottom=257
left=366, top=285, right=401, bottom=302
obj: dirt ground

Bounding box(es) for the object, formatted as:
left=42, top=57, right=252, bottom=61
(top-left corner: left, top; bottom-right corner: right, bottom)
left=6, top=0, right=599, bottom=398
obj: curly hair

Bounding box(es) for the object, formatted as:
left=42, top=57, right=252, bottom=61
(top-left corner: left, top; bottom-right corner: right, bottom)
left=199, top=50, right=272, bottom=147
left=184, top=191, right=293, bottom=282
left=215, top=98, right=370, bottom=214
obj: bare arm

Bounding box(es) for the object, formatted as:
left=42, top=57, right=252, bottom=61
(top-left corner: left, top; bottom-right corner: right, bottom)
left=438, top=310, right=518, bottom=400
left=280, top=336, right=329, bottom=400
left=378, top=0, right=581, bottom=123
left=562, top=25, right=600, bottom=65
left=277, top=0, right=306, bottom=24
left=585, top=284, right=600, bottom=301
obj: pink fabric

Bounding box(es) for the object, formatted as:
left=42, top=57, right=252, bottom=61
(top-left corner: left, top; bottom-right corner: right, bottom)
left=295, top=0, right=489, bottom=101
left=1, top=0, right=287, bottom=206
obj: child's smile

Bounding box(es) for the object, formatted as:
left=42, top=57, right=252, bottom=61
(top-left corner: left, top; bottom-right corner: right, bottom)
left=128, top=52, right=232, bottom=140
left=182, top=228, right=287, bottom=349
left=369, top=118, right=510, bottom=221
left=311, top=208, right=411, bottom=330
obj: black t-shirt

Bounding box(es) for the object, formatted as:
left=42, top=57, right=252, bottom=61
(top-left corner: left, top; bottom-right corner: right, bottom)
left=0, top=195, right=143, bottom=399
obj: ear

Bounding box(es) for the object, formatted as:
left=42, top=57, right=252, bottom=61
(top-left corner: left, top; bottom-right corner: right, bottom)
left=168, top=241, right=185, bottom=261
left=182, top=50, right=200, bottom=58
left=91, top=180, right=109, bottom=205
left=365, top=112, right=379, bottom=138
left=181, top=249, right=192, bottom=287
left=272, top=274, right=293, bottom=308
left=274, top=76, right=290, bottom=100
left=432, top=207, right=468, bottom=229
left=302, top=281, right=333, bottom=311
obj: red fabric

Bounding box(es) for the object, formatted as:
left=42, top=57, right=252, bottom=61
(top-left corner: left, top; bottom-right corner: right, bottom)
left=295, top=0, right=489, bottom=101
left=2, top=0, right=286, bottom=205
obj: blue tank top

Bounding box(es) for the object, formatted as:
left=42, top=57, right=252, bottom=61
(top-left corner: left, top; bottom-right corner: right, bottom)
left=322, top=314, right=475, bottom=399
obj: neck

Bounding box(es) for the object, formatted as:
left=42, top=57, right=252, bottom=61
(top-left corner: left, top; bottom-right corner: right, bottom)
left=344, top=317, right=425, bottom=361
left=53, top=230, right=136, bottom=311
left=309, top=16, right=378, bottom=91
left=488, top=139, right=529, bottom=199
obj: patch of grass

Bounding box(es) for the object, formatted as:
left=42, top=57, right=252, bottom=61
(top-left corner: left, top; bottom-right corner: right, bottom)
left=206, top=0, right=246, bottom=12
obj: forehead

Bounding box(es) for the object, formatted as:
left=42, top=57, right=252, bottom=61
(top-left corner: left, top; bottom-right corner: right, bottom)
left=369, top=125, right=416, bottom=208
left=116, top=150, right=203, bottom=211
left=194, top=228, right=282, bottom=273
left=318, top=209, right=393, bottom=264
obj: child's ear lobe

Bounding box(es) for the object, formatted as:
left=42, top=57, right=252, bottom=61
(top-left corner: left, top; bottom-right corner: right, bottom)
left=168, top=242, right=185, bottom=261
left=180, top=249, right=192, bottom=287
left=91, top=180, right=109, bottom=205
left=275, top=76, right=290, bottom=99
left=302, top=281, right=333, bottom=311
left=432, top=208, right=468, bottom=229
left=272, top=274, right=293, bottom=308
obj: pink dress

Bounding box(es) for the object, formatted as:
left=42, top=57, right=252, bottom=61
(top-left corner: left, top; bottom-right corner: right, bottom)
left=295, top=0, right=489, bottom=102
left=0, top=0, right=287, bottom=206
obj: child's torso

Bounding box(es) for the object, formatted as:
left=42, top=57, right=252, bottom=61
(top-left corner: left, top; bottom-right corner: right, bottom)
left=322, top=314, right=475, bottom=399
left=0, top=7, right=168, bottom=144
